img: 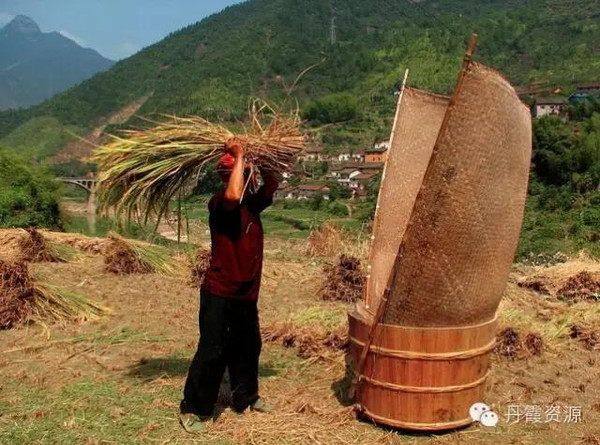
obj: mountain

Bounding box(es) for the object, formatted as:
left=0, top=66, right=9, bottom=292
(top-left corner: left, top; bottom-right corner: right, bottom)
left=0, top=15, right=114, bottom=110
left=0, top=0, right=599, bottom=165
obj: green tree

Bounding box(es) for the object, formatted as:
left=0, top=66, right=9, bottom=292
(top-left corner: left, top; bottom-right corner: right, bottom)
left=532, top=117, right=575, bottom=186
left=0, top=149, right=62, bottom=228
left=303, top=93, right=359, bottom=124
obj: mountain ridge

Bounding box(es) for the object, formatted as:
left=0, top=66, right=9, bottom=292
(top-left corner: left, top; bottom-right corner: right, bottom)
left=0, top=15, right=114, bottom=110
left=1, top=0, right=599, bottom=165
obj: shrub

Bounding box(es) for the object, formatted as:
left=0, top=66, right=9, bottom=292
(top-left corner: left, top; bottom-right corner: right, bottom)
left=0, top=149, right=62, bottom=228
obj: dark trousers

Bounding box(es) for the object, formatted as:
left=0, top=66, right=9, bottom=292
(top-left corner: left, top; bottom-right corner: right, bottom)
left=181, top=289, right=262, bottom=416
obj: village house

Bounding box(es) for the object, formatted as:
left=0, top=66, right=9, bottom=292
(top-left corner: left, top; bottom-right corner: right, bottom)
left=275, top=183, right=330, bottom=200
left=575, top=83, right=600, bottom=96
left=337, top=151, right=365, bottom=163
left=535, top=97, right=567, bottom=118
left=298, top=146, right=326, bottom=162
left=348, top=171, right=378, bottom=192
left=295, top=184, right=330, bottom=200
left=354, top=162, right=385, bottom=175
left=335, top=168, right=362, bottom=187
left=364, top=142, right=389, bottom=163
left=274, top=182, right=294, bottom=200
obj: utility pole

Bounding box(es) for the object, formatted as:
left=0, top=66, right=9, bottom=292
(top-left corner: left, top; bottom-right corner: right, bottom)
left=330, top=16, right=336, bottom=45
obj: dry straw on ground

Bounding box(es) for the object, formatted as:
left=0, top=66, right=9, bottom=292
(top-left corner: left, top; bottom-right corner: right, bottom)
left=92, top=100, right=305, bottom=220
left=0, top=260, right=109, bottom=329
left=262, top=321, right=348, bottom=359
left=518, top=255, right=600, bottom=302
left=494, top=327, right=544, bottom=359
left=44, top=232, right=107, bottom=255
left=321, top=254, right=365, bottom=303
left=306, top=223, right=369, bottom=259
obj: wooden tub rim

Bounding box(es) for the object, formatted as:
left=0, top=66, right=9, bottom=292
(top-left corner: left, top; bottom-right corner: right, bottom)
left=349, top=304, right=499, bottom=332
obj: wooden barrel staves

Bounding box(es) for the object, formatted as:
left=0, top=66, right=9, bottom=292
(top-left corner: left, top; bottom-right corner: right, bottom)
left=349, top=305, right=497, bottom=430
left=352, top=36, right=532, bottom=432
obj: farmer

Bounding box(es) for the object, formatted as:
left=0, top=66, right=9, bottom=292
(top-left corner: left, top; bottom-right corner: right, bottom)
left=179, top=137, right=278, bottom=433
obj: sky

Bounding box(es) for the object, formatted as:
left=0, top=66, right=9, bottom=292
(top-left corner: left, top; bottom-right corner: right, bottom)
left=0, top=0, right=244, bottom=60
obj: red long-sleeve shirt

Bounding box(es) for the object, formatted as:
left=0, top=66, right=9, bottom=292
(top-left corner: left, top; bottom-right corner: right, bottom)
left=201, top=187, right=272, bottom=301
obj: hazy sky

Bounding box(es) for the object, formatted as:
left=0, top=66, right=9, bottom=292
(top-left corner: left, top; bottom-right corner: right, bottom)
left=0, top=0, right=244, bottom=60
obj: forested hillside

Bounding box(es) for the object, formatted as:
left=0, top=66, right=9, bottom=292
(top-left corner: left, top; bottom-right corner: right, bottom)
left=1, top=0, right=599, bottom=161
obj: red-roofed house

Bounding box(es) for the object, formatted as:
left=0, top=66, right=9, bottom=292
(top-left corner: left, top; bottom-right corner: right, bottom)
left=296, top=184, right=330, bottom=200
left=349, top=172, right=378, bottom=191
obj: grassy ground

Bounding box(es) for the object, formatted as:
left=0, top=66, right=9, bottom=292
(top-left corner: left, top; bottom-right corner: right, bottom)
left=1, top=230, right=599, bottom=444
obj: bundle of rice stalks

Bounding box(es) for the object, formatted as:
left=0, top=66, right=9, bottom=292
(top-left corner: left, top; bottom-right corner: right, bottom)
left=32, top=283, right=109, bottom=323
left=104, top=232, right=180, bottom=276
left=0, top=260, right=34, bottom=329
left=321, top=254, right=365, bottom=302
left=18, top=228, right=77, bottom=263
left=187, top=247, right=211, bottom=288
left=92, top=100, right=305, bottom=219
left=0, top=260, right=109, bottom=329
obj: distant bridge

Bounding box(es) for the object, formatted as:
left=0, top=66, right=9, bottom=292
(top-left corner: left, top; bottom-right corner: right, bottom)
left=59, top=177, right=97, bottom=194
left=59, top=177, right=98, bottom=232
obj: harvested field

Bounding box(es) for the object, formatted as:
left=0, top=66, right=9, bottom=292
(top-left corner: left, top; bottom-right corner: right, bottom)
left=0, top=235, right=599, bottom=444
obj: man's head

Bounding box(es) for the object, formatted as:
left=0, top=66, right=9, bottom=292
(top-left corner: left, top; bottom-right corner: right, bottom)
left=217, top=153, right=235, bottom=183
left=217, top=153, right=257, bottom=190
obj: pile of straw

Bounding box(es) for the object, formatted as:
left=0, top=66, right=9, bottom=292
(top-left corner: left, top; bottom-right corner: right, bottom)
left=262, top=321, right=348, bottom=359
left=44, top=232, right=107, bottom=255
left=517, top=257, right=600, bottom=301
left=0, top=229, right=76, bottom=263
left=92, top=100, right=305, bottom=219
left=557, top=271, right=600, bottom=302
left=104, top=232, right=180, bottom=276
left=0, top=261, right=34, bottom=329
left=18, top=228, right=75, bottom=263
left=494, top=327, right=544, bottom=359
left=187, top=247, right=211, bottom=288
left=321, top=255, right=365, bottom=302
left=0, top=260, right=109, bottom=329
left=570, top=324, right=599, bottom=350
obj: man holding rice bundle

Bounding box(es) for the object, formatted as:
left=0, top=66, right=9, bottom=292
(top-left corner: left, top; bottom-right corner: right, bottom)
left=179, top=137, right=278, bottom=433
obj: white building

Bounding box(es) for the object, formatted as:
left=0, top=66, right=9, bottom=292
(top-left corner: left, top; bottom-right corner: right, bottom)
left=535, top=97, right=567, bottom=118
left=337, top=151, right=364, bottom=163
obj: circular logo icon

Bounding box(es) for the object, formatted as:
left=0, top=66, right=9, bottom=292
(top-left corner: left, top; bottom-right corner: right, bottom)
left=469, top=402, right=491, bottom=422
left=480, top=410, right=499, bottom=427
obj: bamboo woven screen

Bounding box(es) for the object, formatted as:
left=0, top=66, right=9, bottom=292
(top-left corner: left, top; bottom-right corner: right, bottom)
left=366, top=88, right=449, bottom=312
left=381, top=63, right=532, bottom=327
